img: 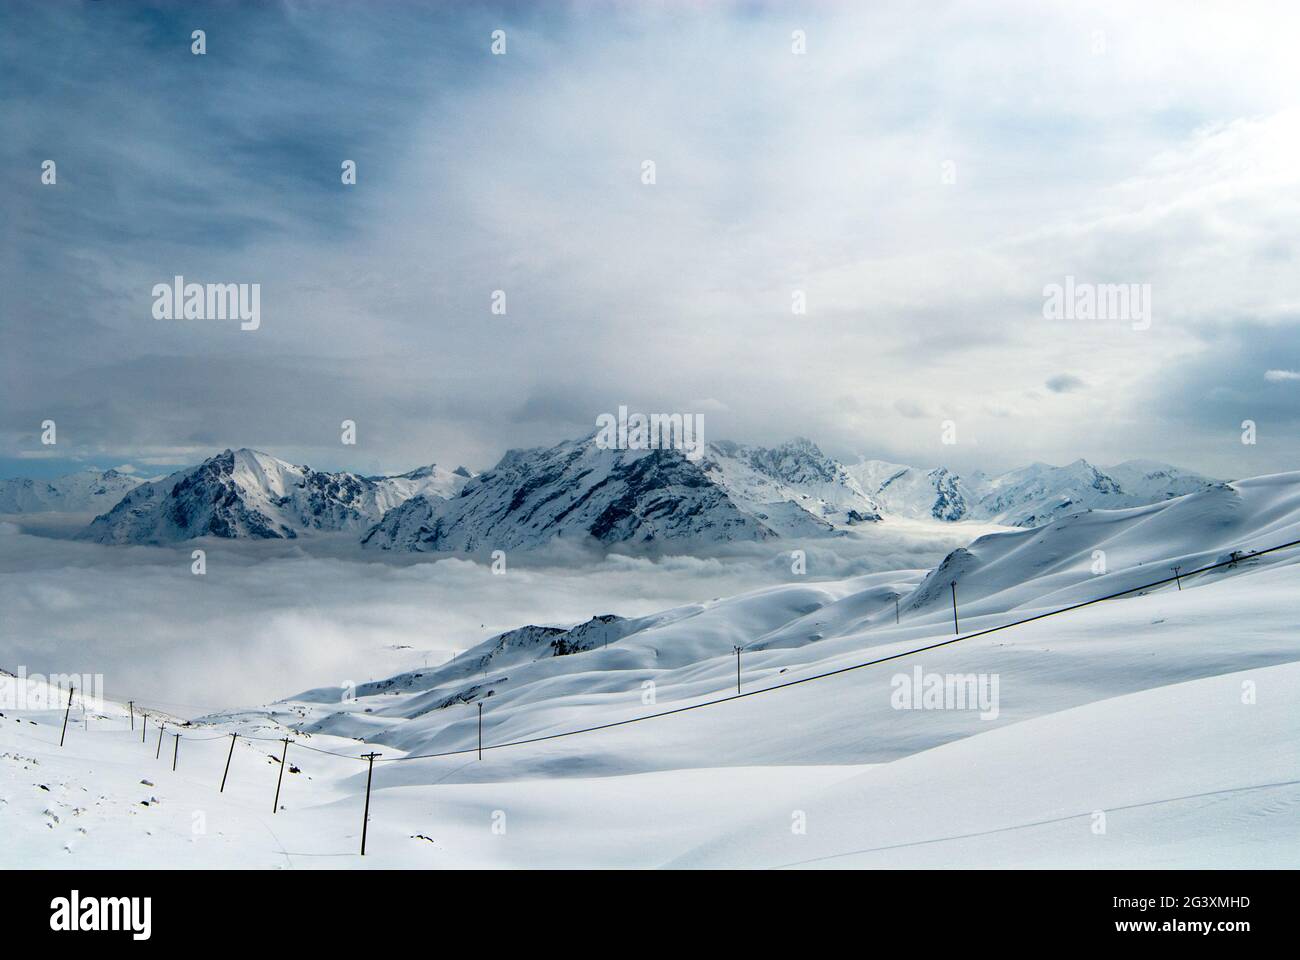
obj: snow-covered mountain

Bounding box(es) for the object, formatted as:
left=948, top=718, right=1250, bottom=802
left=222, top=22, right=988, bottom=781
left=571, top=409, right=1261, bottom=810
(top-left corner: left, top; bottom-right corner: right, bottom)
left=848, top=462, right=980, bottom=522
left=0, top=468, right=145, bottom=513
left=368, top=463, right=474, bottom=513
left=61, top=438, right=1214, bottom=548
left=849, top=456, right=1215, bottom=527
left=82, top=449, right=470, bottom=544
left=362, top=437, right=793, bottom=553
left=1105, top=459, right=1218, bottom=502
left=703, top=438, right=881, bottom=529
left=362, top=435, right=882, bottom=553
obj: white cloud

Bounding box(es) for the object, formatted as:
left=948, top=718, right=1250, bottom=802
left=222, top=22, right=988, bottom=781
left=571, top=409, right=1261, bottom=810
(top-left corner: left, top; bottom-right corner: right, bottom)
left=0, top=525, right=972, bottom=711
left=5, top=1, right=1300, bottom=478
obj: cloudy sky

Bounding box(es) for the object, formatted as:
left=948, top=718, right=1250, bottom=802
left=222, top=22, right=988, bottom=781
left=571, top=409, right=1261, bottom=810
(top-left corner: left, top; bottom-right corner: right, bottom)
left=3, top=0, right=1299, bottom=482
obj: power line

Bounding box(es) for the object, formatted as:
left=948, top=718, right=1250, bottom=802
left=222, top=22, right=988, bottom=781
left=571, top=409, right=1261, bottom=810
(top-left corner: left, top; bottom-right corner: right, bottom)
left=374, top=537, right=1299, bottom=762
left=38, top=536, right=1300, bottom=766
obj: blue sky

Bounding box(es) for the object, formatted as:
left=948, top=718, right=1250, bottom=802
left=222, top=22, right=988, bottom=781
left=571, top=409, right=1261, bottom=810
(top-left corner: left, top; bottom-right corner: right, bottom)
left=3, top=0, right=1298, bottom=481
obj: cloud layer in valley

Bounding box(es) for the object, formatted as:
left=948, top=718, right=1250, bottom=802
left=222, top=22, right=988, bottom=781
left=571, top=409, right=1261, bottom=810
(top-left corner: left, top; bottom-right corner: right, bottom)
left=0, top=519, right=980, bottom=711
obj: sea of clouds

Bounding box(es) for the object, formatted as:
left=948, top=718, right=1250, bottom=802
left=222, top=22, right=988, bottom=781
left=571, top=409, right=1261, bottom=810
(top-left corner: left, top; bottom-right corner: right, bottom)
left=0, top=516, right=990, bottom=714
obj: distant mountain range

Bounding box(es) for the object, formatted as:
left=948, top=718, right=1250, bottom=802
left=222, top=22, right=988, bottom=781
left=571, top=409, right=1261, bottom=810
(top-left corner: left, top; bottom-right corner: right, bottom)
left=0, top=439, right=1216, bottom=550
left=0, top=468, right=145, bottom=513
left=362, top=435, right=881, bottom=552
left=81, top=449, right=472, bottom=545
left=848, top=457, right=1215, bottom=527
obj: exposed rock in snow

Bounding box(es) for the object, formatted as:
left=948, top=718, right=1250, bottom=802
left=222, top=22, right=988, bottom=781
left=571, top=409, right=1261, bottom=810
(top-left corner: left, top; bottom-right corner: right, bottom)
left=363, top=436, right=884, bottom=553
left=82, top=449, right=469, bottom=544
left=361, top=437, right=796, bottom=553
left=702, top=438, right=881, bottom=529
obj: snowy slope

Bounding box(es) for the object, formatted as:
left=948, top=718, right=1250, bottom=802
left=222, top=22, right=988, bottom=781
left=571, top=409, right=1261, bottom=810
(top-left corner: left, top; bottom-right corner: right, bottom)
left=0, top=468, right=144, bottom=513
left=904, top=474, right=1295, bottom=624
left=285, top=472, right=1300, bottom=770
left=5, top=656, right=1295, bottom=869
left=5, top=473, right=1300, bottom=868
left=671, top=662, right=1300, bottom=868
left=83, top=449, right=469, bottom=544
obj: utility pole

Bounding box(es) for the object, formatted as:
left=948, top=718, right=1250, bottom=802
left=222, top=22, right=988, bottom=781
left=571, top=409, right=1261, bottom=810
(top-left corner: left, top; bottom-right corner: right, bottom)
left=272, top=737, right=290, bottom=813
left=477, top=702, right=483, bottom=760
left=156, top=722, right=166, bottom=759
left=360, top=752, right=381, bottom=855
left=60, top=685, right=74, bottom=747
left=894, top=594, right=900, bottom=625
left=220, top=733, right=237, bottom=792
left=950, top=581, right=960, bottom=635
left=1172, top=565, right=1183, bottom=590
left=172, top=733, right=180, bottom=771
left=128, top=700, right=134, bottom=731
left=733, top=646, right=742, bottom=695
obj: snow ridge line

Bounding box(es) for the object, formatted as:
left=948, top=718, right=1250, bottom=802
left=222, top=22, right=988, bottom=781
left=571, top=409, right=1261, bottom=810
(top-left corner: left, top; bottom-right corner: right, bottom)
left=372, top=534, right=1300, bottom=762
left=50, top=535, right=1300, bottom=765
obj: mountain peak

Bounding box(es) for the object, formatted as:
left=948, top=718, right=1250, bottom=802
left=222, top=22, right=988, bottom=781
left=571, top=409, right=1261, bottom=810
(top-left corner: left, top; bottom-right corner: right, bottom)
left=80, top=449, right=469, bottom=544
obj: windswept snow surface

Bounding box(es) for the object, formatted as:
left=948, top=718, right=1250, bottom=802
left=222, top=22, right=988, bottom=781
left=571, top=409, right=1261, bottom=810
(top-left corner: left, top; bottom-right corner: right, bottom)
left=671, top=662, right=1300, bottom=868
left=4, top=473, right=1299, bottom=867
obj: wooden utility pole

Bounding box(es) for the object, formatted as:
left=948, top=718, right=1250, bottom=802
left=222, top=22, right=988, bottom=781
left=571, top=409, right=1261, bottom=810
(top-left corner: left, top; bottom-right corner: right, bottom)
left=156, top=722, right=165, bottom=759
left=950, top=581, right=960, bottom=635
left=128, top=700, right=134, bottom=731
left=59, top=685, right=74, bottom=747
left=141, top=711, right=147, bottom=743
left=733, top=646, right=742, bottom=694
left=272, top=737, right=290, bottom=813
left=220, top=733, right=237, bottom=792
left=477, top=702, right=483, bottom=760
left=1172, top=565, right=1183, bottom=590
left=172, top=733, right=180, bottom=771
left=360, top=752, right=381, bottom=855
